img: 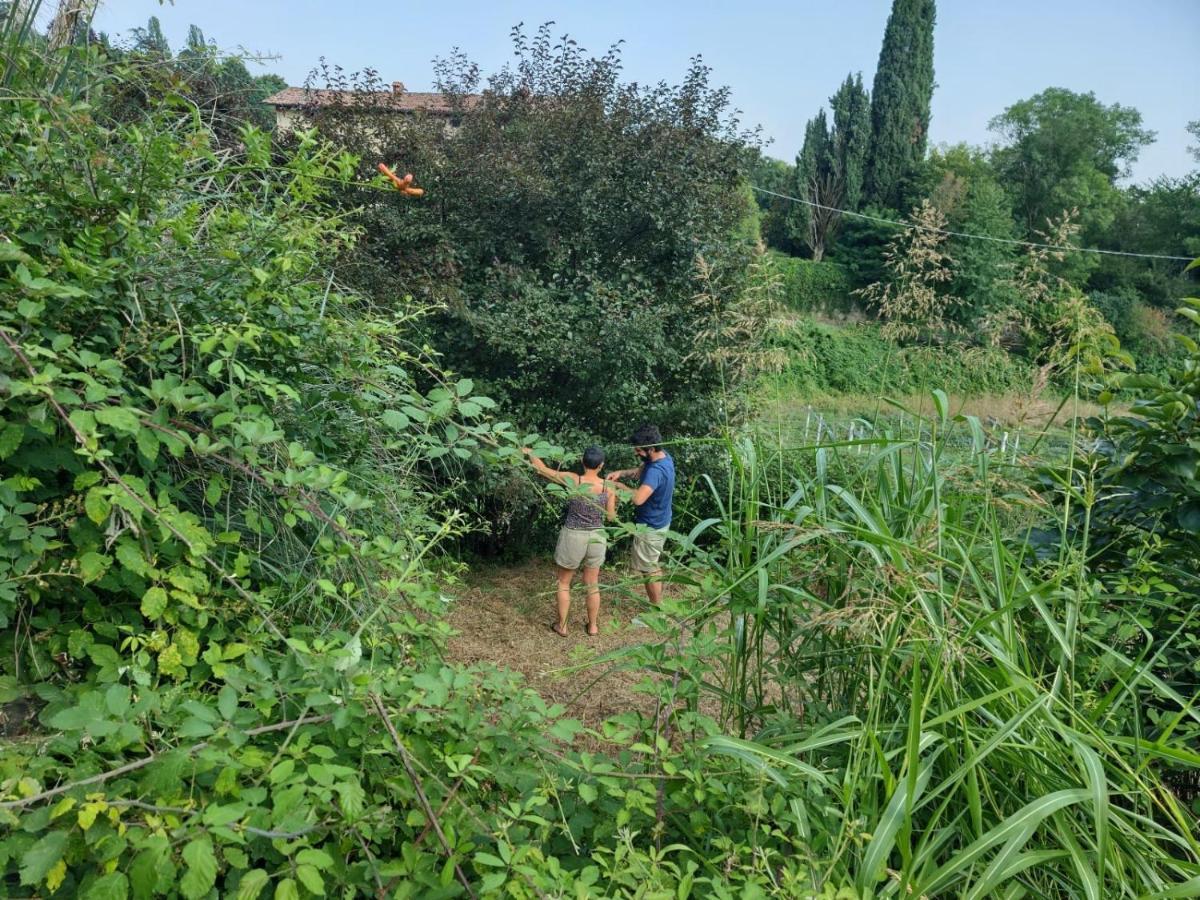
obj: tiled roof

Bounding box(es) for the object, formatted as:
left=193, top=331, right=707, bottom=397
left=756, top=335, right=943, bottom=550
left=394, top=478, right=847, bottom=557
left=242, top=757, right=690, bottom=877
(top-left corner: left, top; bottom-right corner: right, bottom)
left=264, top=86, right=475, bottom=116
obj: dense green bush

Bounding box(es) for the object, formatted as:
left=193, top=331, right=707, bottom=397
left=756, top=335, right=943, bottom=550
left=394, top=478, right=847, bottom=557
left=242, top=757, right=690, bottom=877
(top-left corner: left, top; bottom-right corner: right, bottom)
left=773, top=318, right=1032, bottom=396
left=303, top=26, right=765, bottom=450
left=293, top=27, right=775, bottom=554
left=769, top=254, right=853, bottom=313
left=1090, top=288, right=1185, bottom=374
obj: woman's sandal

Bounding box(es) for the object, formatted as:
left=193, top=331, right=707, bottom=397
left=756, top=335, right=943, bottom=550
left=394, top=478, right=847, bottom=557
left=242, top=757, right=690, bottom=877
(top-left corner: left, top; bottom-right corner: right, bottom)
left=548, top=622, right=568, bottom=638
left=585, top=621, right=599, bottom=637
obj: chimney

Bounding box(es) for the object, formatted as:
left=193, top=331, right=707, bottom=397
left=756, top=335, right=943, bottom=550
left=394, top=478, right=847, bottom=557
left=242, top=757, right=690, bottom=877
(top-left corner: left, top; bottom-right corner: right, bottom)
left=391, top=81, right=405, bottom=95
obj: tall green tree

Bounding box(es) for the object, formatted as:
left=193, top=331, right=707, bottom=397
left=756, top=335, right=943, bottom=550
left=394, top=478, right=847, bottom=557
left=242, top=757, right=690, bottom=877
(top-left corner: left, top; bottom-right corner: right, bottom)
left=1091, top=172, right=1200, bottom=310
left=864, top=0, right=936, bottom=210
left=792, top=109, right=840, bottom=260
left=989, top=88, right=1155, bottom=246
left=184, top=23, right=207, bottom=53
left=131, top=14, right=169, bottom=55
left=923, top=144, right=1018, bottom=324
left=829, top=72, right=871, bottom=211
left=792, top=74, right=871, bottom=261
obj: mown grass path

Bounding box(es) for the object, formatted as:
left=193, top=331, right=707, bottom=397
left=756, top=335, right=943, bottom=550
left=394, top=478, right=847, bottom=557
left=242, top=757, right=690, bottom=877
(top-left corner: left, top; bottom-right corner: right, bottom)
left=446, top=559, right=668, bottom=733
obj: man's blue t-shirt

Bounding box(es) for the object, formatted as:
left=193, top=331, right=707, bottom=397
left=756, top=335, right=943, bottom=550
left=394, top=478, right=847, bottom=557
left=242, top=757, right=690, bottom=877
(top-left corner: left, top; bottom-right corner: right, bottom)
left=635, top=453, right=675, bottom=528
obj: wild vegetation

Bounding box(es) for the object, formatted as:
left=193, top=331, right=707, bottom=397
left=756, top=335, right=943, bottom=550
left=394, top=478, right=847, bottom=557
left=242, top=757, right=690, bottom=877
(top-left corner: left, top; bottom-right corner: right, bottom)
left=0, top=2, right=1197, bottom=898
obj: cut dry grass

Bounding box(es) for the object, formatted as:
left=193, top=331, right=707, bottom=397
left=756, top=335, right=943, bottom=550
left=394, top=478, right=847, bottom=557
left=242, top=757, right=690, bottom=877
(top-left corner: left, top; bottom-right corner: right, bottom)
left=445, top=558, right=669, bottom=734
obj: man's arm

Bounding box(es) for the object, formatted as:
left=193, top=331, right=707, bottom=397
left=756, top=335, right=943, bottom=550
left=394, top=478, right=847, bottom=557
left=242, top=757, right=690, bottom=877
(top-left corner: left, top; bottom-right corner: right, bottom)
left=605, top=464, right=645, bottom=483
left=630, top=466, right=660, bottom=507
left=631, top=483, right=655, bottom=507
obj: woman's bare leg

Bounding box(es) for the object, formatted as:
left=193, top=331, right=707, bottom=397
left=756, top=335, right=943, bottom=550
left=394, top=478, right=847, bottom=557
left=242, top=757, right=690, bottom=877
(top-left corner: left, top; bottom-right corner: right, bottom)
left=582, top=566, right=601, bottom=634
left=554, top=566, right=574, bottom=635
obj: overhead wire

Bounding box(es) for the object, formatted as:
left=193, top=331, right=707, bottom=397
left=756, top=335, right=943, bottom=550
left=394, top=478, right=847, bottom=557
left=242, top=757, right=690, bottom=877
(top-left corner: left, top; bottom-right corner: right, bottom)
left=751, top=185, right=1194, bottom=262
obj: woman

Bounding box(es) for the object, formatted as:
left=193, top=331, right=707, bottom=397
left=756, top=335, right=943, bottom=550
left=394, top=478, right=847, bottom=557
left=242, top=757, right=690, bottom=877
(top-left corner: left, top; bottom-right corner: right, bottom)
left=522, top=445, right=616, bottom=637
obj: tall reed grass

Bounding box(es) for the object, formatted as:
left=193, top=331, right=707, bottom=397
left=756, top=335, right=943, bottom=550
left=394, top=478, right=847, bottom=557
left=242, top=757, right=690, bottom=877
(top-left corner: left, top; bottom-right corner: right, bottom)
left=657, top=393, right=1199, bottom=896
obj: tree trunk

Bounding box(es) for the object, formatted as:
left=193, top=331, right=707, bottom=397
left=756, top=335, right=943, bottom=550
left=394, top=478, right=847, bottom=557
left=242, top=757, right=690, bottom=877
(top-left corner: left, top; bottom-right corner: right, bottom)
left=46, top=0, right=99, bottom=51
left=806, top=171, right=842, bottom=263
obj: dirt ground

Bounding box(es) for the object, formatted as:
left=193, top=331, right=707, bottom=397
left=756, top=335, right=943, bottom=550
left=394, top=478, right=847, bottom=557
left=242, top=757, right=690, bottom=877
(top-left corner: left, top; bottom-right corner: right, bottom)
left=444, top=558, right=672, bottom=730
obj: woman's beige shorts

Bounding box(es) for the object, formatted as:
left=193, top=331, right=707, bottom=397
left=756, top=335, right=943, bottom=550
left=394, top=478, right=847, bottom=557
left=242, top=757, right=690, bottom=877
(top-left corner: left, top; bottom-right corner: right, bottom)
left=631, top=527, right=668, bottom=573
left=554, top=527, right=607, bottom=570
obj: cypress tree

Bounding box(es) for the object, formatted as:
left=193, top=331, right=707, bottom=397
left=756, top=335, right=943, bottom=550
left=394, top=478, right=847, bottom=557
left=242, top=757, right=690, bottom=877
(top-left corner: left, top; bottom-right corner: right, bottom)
left=829, top=72, right=871, bottom=211
left=186, top=25, right=208, bottom=53
left=792, top=75, right=871, bottom=260
left=134, top=15, right=171, bottom=56
left=793, top=110, right=840, bottom=261
left=865, top=0, right=936, bottom=210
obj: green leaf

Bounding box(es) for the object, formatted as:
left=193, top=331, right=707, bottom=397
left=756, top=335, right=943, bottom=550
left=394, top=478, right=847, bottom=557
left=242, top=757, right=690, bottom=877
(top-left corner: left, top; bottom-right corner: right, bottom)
left=80, top=551, right=111, bottom=583
left=919, top=789, right=1089, bottom=895
left=577, top=782, right=598, bottom=803
left=94, top=406, right=142, bottom=434
left=331, top=634, right=361, bottom=672
left=128, top=841, right=168, bottom=899
left=180, top=837, right=218, bottom=900
left=17, top=297, right=44, bottom=318
left=19, top=830, right=68, bottom=886
left=268, top=759, right=295, bottom=784
left=85, top=487, right=111, bottom=525
left=274, top=877, right=300, bottom=900
left=86, top=871, right=130, bottom=900
left=202, top=803, right=246, bottom=827
left=455, top=378, right=474, bottom=397
left=116, top=541, right=150, bottom=576
left=218, top=684, right=237, bottom=720
left=0, top=423, right=24, bottom=460
left=548, top=718, right=583, bottom=742
left=1177, top=502, right=1200, bottom=534
left=105, top=684, right=131, bottom=716
left=381, top=409, right=410, bottom=431
left=858, top=748, right=939, bottom=894
left=481, top=872, right=508, bottom=891
left=136, top=428, right=160, bottom=462
left=334, top=779, right=365, bottom=819
left=931, top=388, right=949, bottom=423
left=204, top=478, right=223, bottom=506
left=141, top=587, right=169, bottom=619
left=75, top=470, right=102, bottom=490
left=295, top=864, right=325, bottom=895
left=296, top=849, right=333, bottom=869
left=236, top=869, right=270, bottom=900
left=0, top=242, right=33, bottom=263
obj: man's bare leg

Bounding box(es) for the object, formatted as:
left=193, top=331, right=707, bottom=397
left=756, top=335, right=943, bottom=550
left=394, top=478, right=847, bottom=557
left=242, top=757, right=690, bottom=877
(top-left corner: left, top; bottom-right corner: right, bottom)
left=643, top=570, right=663, bottom=605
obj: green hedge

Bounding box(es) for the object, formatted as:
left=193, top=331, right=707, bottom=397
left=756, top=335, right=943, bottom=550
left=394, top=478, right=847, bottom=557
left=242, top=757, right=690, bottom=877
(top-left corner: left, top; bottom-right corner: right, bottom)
left=775, top=318, right=1034, bottom=396
left=769, top=253, right=854, bottom=313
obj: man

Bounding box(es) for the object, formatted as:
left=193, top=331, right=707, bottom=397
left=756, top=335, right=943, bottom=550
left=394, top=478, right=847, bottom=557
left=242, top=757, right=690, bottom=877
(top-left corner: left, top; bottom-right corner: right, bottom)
left=607, top=424, right=675, bottom=605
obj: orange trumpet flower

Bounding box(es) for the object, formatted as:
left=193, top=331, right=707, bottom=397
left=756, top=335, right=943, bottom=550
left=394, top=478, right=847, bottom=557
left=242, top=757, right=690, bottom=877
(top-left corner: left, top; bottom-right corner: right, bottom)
left=377, top=163, right=424, bottom=197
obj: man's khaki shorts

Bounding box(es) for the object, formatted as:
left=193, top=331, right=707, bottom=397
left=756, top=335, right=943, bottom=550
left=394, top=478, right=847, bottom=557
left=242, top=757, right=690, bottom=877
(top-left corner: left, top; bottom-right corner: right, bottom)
left=554, top=527, right=607, bottom=570
left=631, top=527, right=668, bottom=573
